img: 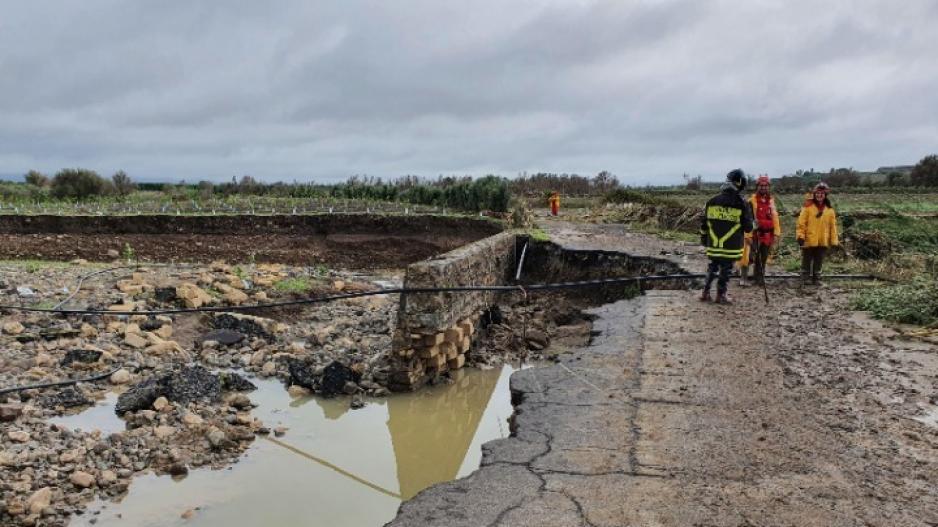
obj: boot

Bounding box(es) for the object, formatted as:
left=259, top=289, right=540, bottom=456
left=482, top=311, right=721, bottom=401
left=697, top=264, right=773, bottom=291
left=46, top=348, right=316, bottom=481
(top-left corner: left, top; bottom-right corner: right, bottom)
left=715, top=292, right=733, bottom=305
left=699, top=290, right=712, bottom=302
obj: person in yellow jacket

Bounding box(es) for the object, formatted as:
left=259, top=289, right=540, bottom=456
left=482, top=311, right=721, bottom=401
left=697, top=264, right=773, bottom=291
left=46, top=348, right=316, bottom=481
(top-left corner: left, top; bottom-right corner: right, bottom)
left=739, top=175, right=781, bottom=286
left=796, top=182, right=839, bottom=285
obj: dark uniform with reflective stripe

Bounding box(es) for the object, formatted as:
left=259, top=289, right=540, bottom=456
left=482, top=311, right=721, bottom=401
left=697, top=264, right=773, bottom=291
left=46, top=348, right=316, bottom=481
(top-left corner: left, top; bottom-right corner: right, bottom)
left=700, top=186, right=753, bottom=297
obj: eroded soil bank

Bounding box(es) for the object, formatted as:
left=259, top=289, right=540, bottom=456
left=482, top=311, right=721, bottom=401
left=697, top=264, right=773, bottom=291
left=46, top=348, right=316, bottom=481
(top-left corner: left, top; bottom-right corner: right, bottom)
left=0, top=214, right=501, bottom=268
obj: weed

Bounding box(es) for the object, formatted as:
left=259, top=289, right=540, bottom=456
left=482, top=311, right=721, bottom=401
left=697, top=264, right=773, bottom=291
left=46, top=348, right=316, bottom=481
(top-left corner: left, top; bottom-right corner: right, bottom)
left=851, top=277, right=938, bottom=326
left=233, top=266, right=247, bottom=279
left=121, top=243, right=136, bottom=263
left=312, top=264, right=329, bottom=278
left=274, top=277, right=312, bottom=294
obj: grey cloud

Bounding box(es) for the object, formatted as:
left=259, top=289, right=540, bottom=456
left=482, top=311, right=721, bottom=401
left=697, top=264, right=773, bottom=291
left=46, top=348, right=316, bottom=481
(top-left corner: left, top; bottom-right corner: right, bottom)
left=0, top=0, right=936, bottom=183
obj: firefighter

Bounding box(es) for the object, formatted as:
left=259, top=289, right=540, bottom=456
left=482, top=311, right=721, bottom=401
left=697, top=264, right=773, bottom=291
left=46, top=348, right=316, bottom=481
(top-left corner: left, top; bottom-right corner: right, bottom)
left=548, top=191, right=560, bottom=216
left=700, top=169, right=754, bottom=304
left=797, top=182, right=839, bottom=285
left=739, top=175, right=781, bottom=287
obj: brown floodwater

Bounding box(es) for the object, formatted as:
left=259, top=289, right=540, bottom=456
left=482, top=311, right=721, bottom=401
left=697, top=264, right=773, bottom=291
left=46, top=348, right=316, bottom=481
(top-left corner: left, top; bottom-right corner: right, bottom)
left=64, top=365, right=517, bottom=527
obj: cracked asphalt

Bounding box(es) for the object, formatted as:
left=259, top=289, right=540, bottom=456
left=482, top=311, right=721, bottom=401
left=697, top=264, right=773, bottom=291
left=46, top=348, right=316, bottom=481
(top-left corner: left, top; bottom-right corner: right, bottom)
left=386, top=223, right=938, bottom=527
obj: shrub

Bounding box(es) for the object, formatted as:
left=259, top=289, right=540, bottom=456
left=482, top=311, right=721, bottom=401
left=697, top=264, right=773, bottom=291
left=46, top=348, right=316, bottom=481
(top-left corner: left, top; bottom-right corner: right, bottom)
left=604, top=189, right=680, bottom=207
left=24, top=170, right=50, bottom=187
left=911, top=154, right=938, bottom=187
left=852, top=277, right=938, bottom=326
left=51, top=168, right=112, bottom=199
left=111, top=170, right=136, bottom=197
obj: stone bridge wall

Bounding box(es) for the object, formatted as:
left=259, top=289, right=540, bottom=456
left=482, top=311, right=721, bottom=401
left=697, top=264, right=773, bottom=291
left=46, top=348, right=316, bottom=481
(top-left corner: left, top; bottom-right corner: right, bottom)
left=389, top=231, right=518, bottom=391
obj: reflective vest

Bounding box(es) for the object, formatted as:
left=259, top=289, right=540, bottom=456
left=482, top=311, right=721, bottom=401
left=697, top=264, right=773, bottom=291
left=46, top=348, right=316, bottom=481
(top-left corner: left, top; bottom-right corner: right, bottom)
left=700, top=189, right=752, bottom=259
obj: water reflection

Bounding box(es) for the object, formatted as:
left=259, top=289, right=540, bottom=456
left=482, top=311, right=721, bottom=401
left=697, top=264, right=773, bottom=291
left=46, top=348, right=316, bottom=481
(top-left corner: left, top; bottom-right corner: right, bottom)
left=69, top=364, right=515, bottom=527
left=49, top=391, right=125, bottom=436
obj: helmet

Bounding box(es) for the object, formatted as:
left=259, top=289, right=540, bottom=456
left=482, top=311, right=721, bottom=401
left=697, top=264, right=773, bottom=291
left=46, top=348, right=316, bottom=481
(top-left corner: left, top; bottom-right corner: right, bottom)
left=814, top=182, right=830, bottom=193
left=726, top=169, right=746, bottom=191
left=756, top=175, right=770, bottom=186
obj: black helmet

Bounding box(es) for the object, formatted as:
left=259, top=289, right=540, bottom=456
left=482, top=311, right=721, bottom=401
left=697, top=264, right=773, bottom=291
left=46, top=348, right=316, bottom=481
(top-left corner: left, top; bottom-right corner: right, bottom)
left=726, top=169, right=746, bottom=191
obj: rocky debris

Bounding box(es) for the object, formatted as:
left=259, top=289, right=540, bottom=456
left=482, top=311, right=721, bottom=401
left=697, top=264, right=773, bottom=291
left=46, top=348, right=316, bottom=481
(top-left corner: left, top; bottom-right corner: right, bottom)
left=115, top=366, right=254, bottom=415
left=70, top=471, right=95, bottom=488
left=110, top=368, right=132, bottom=385
left=198, top=329, right=245, bottom=346
left=40, top=386, right=92, bottom=409
left=59, top=348, right=103, bottom=367
left=153, top=287, right=177, bottom=304
left=0, top=403, right=24, bottom=422
left=27, top=486, right=52, bottom=515
left=213, top=313, right=275, bottom=341
left=8, top=429, right=30, bottom=442
left=16, top=286, right=36, bottom=297
left=3, top=320, right=25, bottom=335
left=219, top=371, right=257, bottom=392
left=321, top=361, right=362, bottom=398
left=176, top=283, right=214, bottom=309
left=286, top=358, right=317, bottom=390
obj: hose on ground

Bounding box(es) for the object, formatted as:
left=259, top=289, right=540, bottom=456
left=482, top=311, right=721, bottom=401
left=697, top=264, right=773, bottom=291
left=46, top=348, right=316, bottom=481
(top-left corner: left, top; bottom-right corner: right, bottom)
left=0, top=367, right=121, bottom=397
left=0, top=272, right=889, bottom=317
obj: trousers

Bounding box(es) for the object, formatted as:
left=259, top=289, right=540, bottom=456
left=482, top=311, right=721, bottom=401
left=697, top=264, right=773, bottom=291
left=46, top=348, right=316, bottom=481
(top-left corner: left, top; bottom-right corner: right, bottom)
left=801, top=247, right=827, bottom=280
left=704, top=258, right=734, bottom=296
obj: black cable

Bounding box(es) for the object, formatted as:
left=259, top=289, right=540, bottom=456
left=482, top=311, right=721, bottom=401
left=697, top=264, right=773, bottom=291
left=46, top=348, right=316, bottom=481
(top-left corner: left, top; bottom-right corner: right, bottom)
left=0, top=272, right=887, bottom=317
left=0, top=367, right=121, bottom=397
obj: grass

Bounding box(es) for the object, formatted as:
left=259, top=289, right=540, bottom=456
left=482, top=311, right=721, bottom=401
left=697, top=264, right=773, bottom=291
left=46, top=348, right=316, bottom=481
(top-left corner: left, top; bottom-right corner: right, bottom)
left=527, top=228, right=550, bottom=242
left=851, top=277, right=938, bottom=326
left=274, top=277, right=313, bottom=294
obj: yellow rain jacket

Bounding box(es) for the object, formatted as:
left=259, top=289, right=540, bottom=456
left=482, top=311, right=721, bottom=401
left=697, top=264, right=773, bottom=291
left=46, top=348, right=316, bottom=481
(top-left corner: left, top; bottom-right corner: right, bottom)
left=739, top=194, right=781, bottom=267
left=797, top=198, right=839, bottom=248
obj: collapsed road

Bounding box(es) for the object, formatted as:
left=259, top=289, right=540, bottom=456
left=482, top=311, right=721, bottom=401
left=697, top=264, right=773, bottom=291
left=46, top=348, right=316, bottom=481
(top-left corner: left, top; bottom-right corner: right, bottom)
left=388, top=222, right=938, bottom=527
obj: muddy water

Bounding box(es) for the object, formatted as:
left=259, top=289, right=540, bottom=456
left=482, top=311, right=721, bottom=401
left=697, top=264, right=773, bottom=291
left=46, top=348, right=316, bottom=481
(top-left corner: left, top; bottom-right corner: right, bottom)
left=66, top=365, right=517, bottom=527
left=49, top=392, right=125, bottom=436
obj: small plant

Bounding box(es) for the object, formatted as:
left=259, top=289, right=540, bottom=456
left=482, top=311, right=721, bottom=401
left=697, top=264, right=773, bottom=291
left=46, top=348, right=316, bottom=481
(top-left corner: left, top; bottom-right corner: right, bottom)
left=24, top=260, right=43, bottom=273
left=233, top=265, right=247, bottom=279
left=121, top=243, right=136, bottom=263
left=274, top=277, right=312, bottom=294
left=312, top=264, right=329, bottom=278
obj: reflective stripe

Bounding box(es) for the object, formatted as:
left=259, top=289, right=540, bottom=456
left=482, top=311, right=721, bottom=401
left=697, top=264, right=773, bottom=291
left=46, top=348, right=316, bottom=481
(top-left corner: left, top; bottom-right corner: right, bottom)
left=716, top=223, right=740, bottom=248
left=707, top=221, right=718, bottom=246
left=707, top=248, right=743, bottom=257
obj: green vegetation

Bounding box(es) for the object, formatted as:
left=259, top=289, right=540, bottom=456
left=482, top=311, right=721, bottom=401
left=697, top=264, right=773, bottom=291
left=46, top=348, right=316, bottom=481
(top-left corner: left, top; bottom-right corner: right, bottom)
left=274, top=277, right=313, bottom=294
left=527, top=228, right=550, bottom=242
left=121, top=243, right=136, bottom=263
left=603, top=188, right=681, bottom=207
left=852, top=278, right=938, bottom=326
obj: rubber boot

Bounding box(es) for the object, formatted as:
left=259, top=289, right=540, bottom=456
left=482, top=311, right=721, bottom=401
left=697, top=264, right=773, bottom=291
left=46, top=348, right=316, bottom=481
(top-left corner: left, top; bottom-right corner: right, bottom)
left=715, top=293, right=733, bottom=305
left=699, top=290, right=712, bottom=302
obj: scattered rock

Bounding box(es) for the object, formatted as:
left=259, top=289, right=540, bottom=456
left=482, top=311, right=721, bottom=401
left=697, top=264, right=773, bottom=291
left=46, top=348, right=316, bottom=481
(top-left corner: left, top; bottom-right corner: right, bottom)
left=181, top=508, right=195, bottom=520
left=0, top=403, right=24, bottom=422
left=287, top=385, right=310, bottom=398
left=274, top=426, right=288, bottom=437
left=124, top=333, right=148, bottom=349
left=321, top=361, right=361, bottom=398
left=40, top=387, right=92, bottom=409
left=27, top=487, right=52, bottom=515
left=168, top=463, right=189, bottom=477
left=206, top=427, right=228, bottom=449
left=198, top=329, right=245, bottom=346
left=287, top=358, right=317, bottom=390
left=182, top=412, right=204, bottom=426
left=60, top=348, right=103, bottom=367
left=154, top=425, right=177, bottom=439
left=227, top=394, right=252, bottom=410
left=70, top=471, right=95, bottom=488
left=153, top=396, right=170, bottom=411
left=219, top=371, right=256, bottom=392
left=213, top=313, right=274, bottom=341
left=106, top=249, right=120, bottom=259
left=2, top=321, right=25, bottom=335
left=261, top=361, right=277, bottom=377
left=8, top=430, right=30, bottom=442
left=16, top=286, right=36, bottom=297
left=110, top=368, right=132, bottom=385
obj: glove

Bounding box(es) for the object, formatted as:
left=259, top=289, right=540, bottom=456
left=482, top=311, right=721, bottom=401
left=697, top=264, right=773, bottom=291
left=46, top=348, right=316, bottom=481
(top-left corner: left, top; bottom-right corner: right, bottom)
left=797, top=238, right=804, bottom=247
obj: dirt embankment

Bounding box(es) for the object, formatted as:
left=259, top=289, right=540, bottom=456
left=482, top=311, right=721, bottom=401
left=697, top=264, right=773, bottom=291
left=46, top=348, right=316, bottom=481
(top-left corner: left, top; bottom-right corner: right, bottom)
left=0, top=215, right=502, bottom=268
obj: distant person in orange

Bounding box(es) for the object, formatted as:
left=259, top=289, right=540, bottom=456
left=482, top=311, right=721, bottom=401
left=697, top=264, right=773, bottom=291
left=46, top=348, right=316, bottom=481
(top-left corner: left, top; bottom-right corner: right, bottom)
left=548, top=191, right=560, bottom=216
left=739, top=175, right=781, bottom=287
left=797, top=182, right=839, bottom=286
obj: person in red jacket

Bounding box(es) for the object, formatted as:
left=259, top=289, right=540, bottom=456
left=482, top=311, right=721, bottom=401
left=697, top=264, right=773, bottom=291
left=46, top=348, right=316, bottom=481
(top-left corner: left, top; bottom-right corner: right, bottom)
left=739, top=175, right=781, bottom=286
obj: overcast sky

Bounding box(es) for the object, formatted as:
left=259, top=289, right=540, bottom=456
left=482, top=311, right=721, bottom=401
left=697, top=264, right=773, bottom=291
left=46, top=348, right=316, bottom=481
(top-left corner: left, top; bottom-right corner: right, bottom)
left=1, top=1, right=936, bottom=185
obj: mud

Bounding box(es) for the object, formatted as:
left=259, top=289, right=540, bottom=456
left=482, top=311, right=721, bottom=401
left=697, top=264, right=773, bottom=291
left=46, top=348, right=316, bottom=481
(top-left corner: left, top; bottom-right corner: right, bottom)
left=0, top=214, right=502, bottom=268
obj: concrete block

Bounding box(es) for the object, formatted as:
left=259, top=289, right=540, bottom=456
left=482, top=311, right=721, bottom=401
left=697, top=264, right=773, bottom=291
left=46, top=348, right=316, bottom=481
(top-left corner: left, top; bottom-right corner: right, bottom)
left=423, top=333, right=445, bottom=346
left=448, top=354, right=466, bottom=369
left=444, top=327, right=464, bottom=343
left=427, top=354, right=446, bottom=369
left=459, top=320, right=475, bottom=336
left=459, top=336, right=471, bottom=353
left=419, top=345, right=440, bottom=358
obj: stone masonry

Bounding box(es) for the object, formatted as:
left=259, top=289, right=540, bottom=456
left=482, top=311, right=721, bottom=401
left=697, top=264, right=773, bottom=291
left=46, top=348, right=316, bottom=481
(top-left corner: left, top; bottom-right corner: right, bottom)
left=389, top=232, right=517, bottom=391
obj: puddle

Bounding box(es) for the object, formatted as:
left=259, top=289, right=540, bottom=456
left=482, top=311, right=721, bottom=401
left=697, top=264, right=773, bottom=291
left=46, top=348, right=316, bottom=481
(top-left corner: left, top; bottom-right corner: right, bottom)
left=69, top=364, right=518, bottom=527
left=49, top=391, right=126, bottom=436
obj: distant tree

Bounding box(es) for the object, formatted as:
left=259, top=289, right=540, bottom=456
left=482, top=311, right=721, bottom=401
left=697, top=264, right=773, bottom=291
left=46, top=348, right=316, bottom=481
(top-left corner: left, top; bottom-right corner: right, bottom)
left=591, top=170, right=619, bottom=193
left=911, top=155, right=938, bottom=187
left=197, top=180, right=215, bottom=200
left=826, top=168, right=860, bottom=188
left=51, top=168, right=112, bottom=199
left=111, top=170, right=136, bottom=197
left=886, top=171, right=905, bottom=186
left=24, top=170, right=50, bottom=187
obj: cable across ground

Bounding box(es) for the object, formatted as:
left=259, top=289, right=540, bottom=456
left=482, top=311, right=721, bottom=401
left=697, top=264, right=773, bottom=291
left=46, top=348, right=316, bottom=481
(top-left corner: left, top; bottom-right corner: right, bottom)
left=0, top=273, right=886, bottom=317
